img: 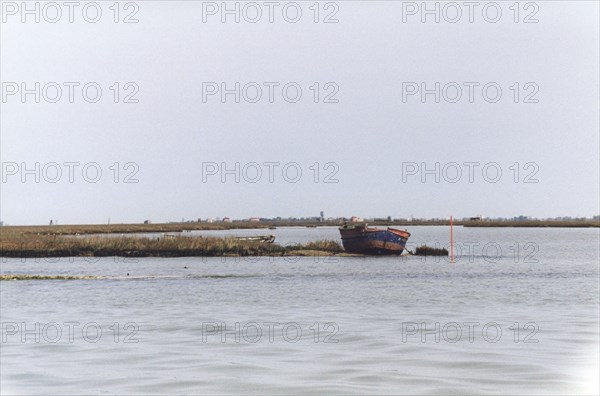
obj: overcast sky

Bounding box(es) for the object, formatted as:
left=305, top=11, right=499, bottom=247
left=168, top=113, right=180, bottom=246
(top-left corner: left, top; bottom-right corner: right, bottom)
left=1, top=1, right=598, bottom=225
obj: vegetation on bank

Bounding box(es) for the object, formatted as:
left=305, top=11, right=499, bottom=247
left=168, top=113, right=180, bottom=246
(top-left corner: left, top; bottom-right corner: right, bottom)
left=413, top=245, right=449, bottom=256
left=461, top=220, right=599, bottom=228
left=0, top=231, right=344, bottom=258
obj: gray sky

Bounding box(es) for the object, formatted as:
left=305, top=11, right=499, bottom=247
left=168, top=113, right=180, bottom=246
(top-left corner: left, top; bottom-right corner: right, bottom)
left=1, top=1, right=599, bottom=225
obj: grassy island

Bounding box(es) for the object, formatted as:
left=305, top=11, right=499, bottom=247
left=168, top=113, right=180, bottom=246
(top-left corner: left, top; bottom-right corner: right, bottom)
left=0, top=229, right=344, bottom=258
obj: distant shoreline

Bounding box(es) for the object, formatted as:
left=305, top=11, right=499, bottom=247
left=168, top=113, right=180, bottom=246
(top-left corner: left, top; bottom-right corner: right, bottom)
left=0, top=219, right=598, bottom=236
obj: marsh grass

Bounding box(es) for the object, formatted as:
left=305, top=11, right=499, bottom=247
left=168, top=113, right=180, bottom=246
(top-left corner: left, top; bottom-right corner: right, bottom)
left=0, top=221, right=309, bottom=236
left=414, top=245, right=449, bottom=256
left=285, top=240, right=344, bottom=254
left=462, top=220, right=599, bottom=228
left=0, top=231, right=343, bottom=258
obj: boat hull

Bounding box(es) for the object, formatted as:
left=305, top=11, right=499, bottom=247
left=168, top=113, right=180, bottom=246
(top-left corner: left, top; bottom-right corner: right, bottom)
left=339, top=225, right=410, bottom=255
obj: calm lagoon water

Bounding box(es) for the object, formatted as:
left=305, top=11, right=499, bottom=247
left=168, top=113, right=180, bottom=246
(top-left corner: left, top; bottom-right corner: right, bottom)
left=1, top=226, right=598, bottom=394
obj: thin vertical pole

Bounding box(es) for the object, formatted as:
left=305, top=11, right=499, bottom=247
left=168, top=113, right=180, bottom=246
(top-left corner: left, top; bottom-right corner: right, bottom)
left=450, top=216, right=454, bottom=263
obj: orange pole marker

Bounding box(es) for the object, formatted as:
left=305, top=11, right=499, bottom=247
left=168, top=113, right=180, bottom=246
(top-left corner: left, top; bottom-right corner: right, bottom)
left=450, top=216, right=454, bottom=263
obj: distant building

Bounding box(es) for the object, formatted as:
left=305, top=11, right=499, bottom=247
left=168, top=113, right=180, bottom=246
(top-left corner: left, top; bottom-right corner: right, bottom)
left=249, top=217, right=260, bottom=222
left=320, top=211, right=325, bottom=222
left=350, top=216, right=364, bottom=222
left=470, top=215, right=483, bottom=222
left=222, top=217, right=232, bottom=223
left=206, top=218, right=215, bottom=223
left=144, top=220, right=152, bottom=224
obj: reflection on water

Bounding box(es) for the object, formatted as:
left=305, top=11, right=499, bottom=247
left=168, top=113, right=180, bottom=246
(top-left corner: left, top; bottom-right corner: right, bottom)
left=1, top=227, right=598, bottom=394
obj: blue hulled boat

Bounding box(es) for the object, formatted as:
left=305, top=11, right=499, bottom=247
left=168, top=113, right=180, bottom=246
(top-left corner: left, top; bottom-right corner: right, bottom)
left=339, top=223, right=411, bottom=255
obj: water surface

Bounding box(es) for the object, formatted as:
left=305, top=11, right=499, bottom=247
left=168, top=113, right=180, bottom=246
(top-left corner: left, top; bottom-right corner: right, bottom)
left=1, top=227, right=598, bottom=394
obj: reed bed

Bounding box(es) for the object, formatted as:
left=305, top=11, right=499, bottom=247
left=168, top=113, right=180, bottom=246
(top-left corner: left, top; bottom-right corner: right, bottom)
left=285, top=240, right=344, bottom=254
left=1, top=222, right=271, bottom=236
left=0, top=231, right=343, bottom=258
left=462, top=220, right=599, bottom=228
left=414, top=246, right=449, bottom=256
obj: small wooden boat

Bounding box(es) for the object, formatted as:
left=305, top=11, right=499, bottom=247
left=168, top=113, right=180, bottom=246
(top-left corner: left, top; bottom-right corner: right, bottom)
left=232, top=235, right=275, bottom=243
left=339, top=223, right=410, bottom=255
